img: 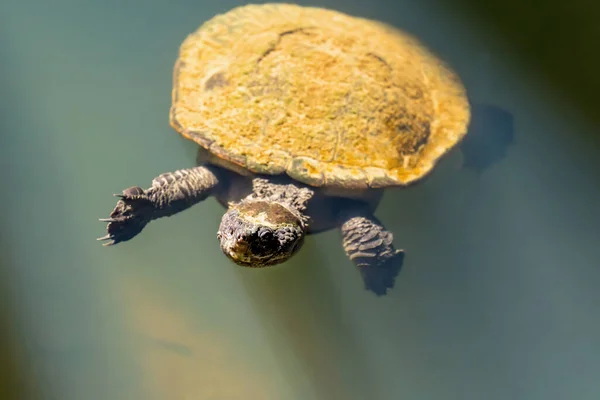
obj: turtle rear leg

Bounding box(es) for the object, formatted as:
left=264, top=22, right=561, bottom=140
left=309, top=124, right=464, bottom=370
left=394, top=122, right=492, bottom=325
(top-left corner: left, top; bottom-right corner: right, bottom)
left=339, top=210, right=405, bottom=296
left=98, top=165, right=222, bottom=246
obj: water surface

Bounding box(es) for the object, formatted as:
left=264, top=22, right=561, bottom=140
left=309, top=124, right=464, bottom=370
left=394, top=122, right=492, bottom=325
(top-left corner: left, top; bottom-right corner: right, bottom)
left=1, top=0, right=599, bottom=399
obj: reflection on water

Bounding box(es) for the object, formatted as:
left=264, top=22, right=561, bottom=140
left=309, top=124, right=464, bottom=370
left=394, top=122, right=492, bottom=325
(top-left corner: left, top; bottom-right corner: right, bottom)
left=460, top=104, right=515, bottom=173
left=1, top=0, right=600, bottom=399
left=118, top=274, right=279, bottom=400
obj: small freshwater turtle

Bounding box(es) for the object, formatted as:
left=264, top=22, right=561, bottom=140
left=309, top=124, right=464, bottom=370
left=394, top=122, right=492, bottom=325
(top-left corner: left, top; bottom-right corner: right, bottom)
left=99, top=3, right=492, bottom=295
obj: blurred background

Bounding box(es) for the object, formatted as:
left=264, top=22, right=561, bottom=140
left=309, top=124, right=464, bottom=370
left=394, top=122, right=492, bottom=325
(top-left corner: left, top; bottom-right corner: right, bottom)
left=1, top=0, right=599, bottom=399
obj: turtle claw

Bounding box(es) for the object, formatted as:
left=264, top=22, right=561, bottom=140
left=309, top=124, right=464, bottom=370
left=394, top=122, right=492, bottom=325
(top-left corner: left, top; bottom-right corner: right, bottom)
left=98, top=187, right=154, bottom=246
left=96, top=234, right=116, bottom=246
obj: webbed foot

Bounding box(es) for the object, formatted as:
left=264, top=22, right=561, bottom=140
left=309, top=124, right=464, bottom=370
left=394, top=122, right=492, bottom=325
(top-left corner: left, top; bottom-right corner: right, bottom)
left=97, top=166, right=223, bottom=247
left=97, top=186, right=153, bottom=246
left=359, top=251, right=405, bottom=296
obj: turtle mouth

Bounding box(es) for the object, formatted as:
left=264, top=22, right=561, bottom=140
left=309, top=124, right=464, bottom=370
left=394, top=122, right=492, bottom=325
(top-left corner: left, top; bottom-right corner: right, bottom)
left=218, top=235, right=282, bottom=268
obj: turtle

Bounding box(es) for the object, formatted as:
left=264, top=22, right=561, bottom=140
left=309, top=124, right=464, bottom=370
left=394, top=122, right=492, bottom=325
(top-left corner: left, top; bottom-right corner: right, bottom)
left=98, top=3, right=486, bottom=296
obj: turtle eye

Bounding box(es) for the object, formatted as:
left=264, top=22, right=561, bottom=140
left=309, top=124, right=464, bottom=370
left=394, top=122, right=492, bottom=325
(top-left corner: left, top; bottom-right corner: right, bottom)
left=258, top=230, right=273, bottom=241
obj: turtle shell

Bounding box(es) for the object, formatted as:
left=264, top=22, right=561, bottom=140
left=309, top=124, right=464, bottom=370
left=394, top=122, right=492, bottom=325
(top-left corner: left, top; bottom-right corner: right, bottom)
left=170, top=3, right=470, bottom=190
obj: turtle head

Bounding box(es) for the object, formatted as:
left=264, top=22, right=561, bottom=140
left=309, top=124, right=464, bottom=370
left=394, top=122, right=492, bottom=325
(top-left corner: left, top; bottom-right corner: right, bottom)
left=217, top=201, right=306, bottom=268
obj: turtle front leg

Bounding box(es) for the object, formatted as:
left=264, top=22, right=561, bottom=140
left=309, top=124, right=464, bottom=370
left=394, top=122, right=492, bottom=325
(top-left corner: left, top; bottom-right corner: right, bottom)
left=98, top=165, right=222, bottom=246
left=339, top=211, right=405, bottom=296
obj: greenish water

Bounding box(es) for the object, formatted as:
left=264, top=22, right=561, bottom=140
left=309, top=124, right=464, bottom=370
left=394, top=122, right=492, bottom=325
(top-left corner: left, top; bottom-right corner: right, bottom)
left=1, top=0, right=600, bottom=399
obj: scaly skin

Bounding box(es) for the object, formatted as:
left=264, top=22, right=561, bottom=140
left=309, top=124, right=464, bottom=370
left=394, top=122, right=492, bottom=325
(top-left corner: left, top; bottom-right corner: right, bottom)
left=340, top=213, right=405, bottom=296
left=98, top=167, right=404, bottom=296
left=216, top=178, right=311, bottom=268
left=98, top=165, right=221, bottom=246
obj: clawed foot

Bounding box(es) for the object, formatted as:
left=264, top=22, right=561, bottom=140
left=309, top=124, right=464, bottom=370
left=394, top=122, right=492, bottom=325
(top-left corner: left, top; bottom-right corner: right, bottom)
left=359, top=250, right=405, bottom=296
left=97, top=186, right=153, bottom=246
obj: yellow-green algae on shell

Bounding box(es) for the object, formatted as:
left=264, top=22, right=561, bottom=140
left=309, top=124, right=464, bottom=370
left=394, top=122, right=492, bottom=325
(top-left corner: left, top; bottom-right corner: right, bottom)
left=170, top=3, right=470, bottom=190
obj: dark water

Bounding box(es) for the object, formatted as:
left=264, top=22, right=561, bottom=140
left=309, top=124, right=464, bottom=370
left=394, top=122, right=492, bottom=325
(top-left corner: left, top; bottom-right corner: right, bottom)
left=1, top=0, right=599, bottom=399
